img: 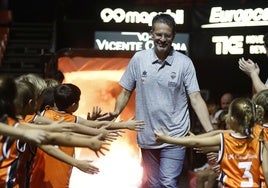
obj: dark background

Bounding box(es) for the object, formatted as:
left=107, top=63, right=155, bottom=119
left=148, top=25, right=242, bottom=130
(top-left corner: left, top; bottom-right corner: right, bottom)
left=3, top=0, right=268, bottom=101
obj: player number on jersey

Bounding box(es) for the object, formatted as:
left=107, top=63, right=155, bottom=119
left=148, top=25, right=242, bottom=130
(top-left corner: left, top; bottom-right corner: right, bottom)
left=238, top=161, right=253, bottom=187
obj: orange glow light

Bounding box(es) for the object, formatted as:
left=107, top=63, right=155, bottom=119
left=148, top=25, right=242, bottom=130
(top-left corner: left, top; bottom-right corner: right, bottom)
left=58, top=57, right=143, bottom=188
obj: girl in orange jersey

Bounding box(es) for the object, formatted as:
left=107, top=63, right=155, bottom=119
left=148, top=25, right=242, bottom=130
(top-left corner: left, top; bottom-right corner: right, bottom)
left=155, top=97, right=268, bottom=188
left=252, top=89, right=268, bottom=188
left=2, top=79, right=38, bottom=188
left=0, top=75, right=51, bottom=188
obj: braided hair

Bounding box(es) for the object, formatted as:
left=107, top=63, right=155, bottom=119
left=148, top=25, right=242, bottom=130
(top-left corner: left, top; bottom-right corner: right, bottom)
left=228, top=98, right=263, bottom=138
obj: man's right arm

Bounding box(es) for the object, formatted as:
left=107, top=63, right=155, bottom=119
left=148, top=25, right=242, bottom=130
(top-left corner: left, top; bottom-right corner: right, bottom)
left=114, top=88, right=133, bottom=116
left=97, top=88, right=133, bottom=121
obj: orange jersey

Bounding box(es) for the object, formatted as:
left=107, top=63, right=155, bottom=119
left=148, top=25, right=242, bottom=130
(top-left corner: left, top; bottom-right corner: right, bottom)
left=16, top=118, right=36, bottom=188
left=30, top=109, right=77, bottom=188
left=24, top=114, right=35, bottom=123
left=253, top=123, right=268, bottom=142
left=218, top=132, right=262, bottom=188
left=0, top=117, right=24, bottom=188
left=253, top=124, right=268, bottom=188
left=15, top=143, right=36, bottom=188
left=0, top=117, right=18, bottom=162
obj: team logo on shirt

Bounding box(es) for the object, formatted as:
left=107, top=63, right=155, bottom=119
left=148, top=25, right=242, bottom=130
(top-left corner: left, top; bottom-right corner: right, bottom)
left=168, top=72, right=176, bottom=87
left=141, top=70, right=147, bottom=83
left=142, top=71, right=147, bottom=77
left=227, top=153, right=257, bottom=160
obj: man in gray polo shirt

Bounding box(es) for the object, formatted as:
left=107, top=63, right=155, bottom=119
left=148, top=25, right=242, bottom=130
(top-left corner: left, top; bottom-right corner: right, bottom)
left=99, top=13, right=214, bottom=188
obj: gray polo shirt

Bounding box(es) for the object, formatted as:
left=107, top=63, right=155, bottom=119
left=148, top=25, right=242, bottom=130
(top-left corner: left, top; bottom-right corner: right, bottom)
left=119, top=48, right=200, bottom=149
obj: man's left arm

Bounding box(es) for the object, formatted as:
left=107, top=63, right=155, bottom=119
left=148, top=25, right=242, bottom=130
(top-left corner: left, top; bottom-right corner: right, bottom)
left=189, top=91, right=214, bottom=132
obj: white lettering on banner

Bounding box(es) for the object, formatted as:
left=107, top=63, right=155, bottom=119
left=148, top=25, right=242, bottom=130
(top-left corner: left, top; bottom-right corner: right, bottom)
left=246, top=35, right=264, bottom=44
left=249, top=45, right=266, bottom=54
left=95, top=39, right=185, bottom=51
left=202, top=7, right=268, bottom=28
left=100, top=8, right=184, bottom=26
left=121, top=32, right=151, bottom=42
left=211, top=35, right=266, bottom=55
left=212, top=36, right=244, bottom=55
left=95, top=39, right=143, bottom=51
left=95, top=32, right=187, bottom=52
left=173, top=43, right=187, bottom=51
left=246, top=35, right=266, bottom=54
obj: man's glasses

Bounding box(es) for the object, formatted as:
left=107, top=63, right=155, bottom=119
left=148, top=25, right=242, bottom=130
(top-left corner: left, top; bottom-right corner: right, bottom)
left=153, top=33, right=173, bottom=39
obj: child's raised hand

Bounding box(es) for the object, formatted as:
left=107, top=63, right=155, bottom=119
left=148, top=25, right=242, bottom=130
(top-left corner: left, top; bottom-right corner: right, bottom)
left=99, top=123, right=122, bottom=141
left=238, top=57, right=260, bottom=76
left=122, top=117, right=144, bottom=131
left=87, top=106, right=102, bottom=120
left=89, top=133, right=110, bottom=157
left=97, top=112, right=118, bottom=121
left=104, top=130, right=123, bottom=142
left=74, top=159, right=100, bottom=174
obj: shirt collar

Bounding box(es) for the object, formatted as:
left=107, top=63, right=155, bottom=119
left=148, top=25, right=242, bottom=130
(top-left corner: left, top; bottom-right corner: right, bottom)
left=151, top=47, right=174, bottom=66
